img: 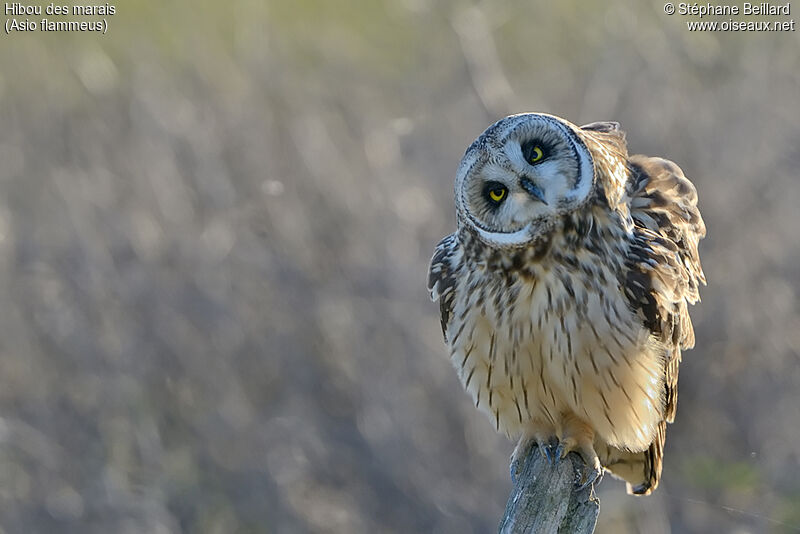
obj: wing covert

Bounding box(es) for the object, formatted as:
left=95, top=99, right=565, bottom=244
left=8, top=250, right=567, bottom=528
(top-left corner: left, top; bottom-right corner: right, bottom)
left=427, top=233, right=461, bottom=342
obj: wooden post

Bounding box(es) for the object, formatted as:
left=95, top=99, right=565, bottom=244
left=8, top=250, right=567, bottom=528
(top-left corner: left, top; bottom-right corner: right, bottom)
left=499, top=443, right=600, bottom=533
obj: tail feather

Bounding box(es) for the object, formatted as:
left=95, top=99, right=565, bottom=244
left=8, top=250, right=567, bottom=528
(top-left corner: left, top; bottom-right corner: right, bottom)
left=603, top=421, right=666, bottom=496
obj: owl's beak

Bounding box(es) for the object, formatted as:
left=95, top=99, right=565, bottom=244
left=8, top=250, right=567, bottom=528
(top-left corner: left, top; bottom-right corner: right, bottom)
left=519, top=176, right=548, bottom=205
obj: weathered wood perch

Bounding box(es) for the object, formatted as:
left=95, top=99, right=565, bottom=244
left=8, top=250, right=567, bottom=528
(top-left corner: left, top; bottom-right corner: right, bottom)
left=499, top=443, right=600, bottom=533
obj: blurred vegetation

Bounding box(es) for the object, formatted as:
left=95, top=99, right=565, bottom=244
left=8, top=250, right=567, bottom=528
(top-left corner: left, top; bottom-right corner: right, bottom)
left=0, top=1, right=799, bottom=532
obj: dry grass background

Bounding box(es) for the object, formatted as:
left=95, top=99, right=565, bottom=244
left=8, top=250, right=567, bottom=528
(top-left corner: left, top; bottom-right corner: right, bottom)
left=0, top=1, right=799, bottom=532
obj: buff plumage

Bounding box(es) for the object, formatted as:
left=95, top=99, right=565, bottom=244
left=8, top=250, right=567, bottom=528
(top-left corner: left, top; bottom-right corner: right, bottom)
left=428, top=113, right=705, bottom=495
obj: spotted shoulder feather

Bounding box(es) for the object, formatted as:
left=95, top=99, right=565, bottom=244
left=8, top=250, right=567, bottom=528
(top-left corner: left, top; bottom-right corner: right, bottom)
left=624, top=155, right=706, bottom=423
left=427, top=233, right=462, bottom=342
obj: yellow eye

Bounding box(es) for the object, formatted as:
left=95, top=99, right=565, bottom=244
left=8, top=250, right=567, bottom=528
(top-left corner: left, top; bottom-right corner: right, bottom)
left=488, top=187, right=507, bottom=203
left=528, top=145, right=544, bottom=163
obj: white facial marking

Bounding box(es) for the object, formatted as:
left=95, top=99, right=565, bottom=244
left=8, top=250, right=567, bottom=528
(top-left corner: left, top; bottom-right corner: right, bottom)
left=455, top=113, right=595, bottom=248
left=474, top=223, right=533, bottom=247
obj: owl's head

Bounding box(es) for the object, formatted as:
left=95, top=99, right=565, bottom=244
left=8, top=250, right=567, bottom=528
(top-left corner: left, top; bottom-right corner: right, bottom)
left=455, top=113, right=596, bottom=248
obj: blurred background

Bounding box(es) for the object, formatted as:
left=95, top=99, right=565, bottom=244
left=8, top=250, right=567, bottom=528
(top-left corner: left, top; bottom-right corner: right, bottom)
left=1, top=1, right=799, bottom=532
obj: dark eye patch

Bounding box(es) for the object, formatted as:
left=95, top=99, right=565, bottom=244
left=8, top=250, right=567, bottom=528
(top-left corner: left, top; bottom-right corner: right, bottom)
left=521, top=139, right=548, bottom=165
left=482, top=181, right=508, bottom=207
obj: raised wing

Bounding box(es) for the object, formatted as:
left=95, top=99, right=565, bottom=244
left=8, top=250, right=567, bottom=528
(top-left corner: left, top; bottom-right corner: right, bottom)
left=617, top=154, right=705, bottom=495
left=624, top=155, right=706, bottom=423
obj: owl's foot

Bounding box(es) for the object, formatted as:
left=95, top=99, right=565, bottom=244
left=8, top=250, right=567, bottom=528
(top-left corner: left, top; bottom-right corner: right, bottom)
left=555, top=417, right=604, bottom=490
left=511, top=428, right=558, bottom=481
left=576, top=461, right=604, bottom=491
left=524, top=436, right=560, bottom=466
left=540, top=439, right=559, bottom=465
left=555, top=438, right=603, bottom=489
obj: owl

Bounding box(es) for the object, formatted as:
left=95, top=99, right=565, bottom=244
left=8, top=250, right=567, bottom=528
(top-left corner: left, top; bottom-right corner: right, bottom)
left=427, top=113, right=705, bottom=495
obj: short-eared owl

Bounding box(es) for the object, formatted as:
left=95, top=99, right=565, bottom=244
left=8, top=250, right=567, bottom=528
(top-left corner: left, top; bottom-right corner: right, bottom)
left=427, top=113, right=705, bottom=494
